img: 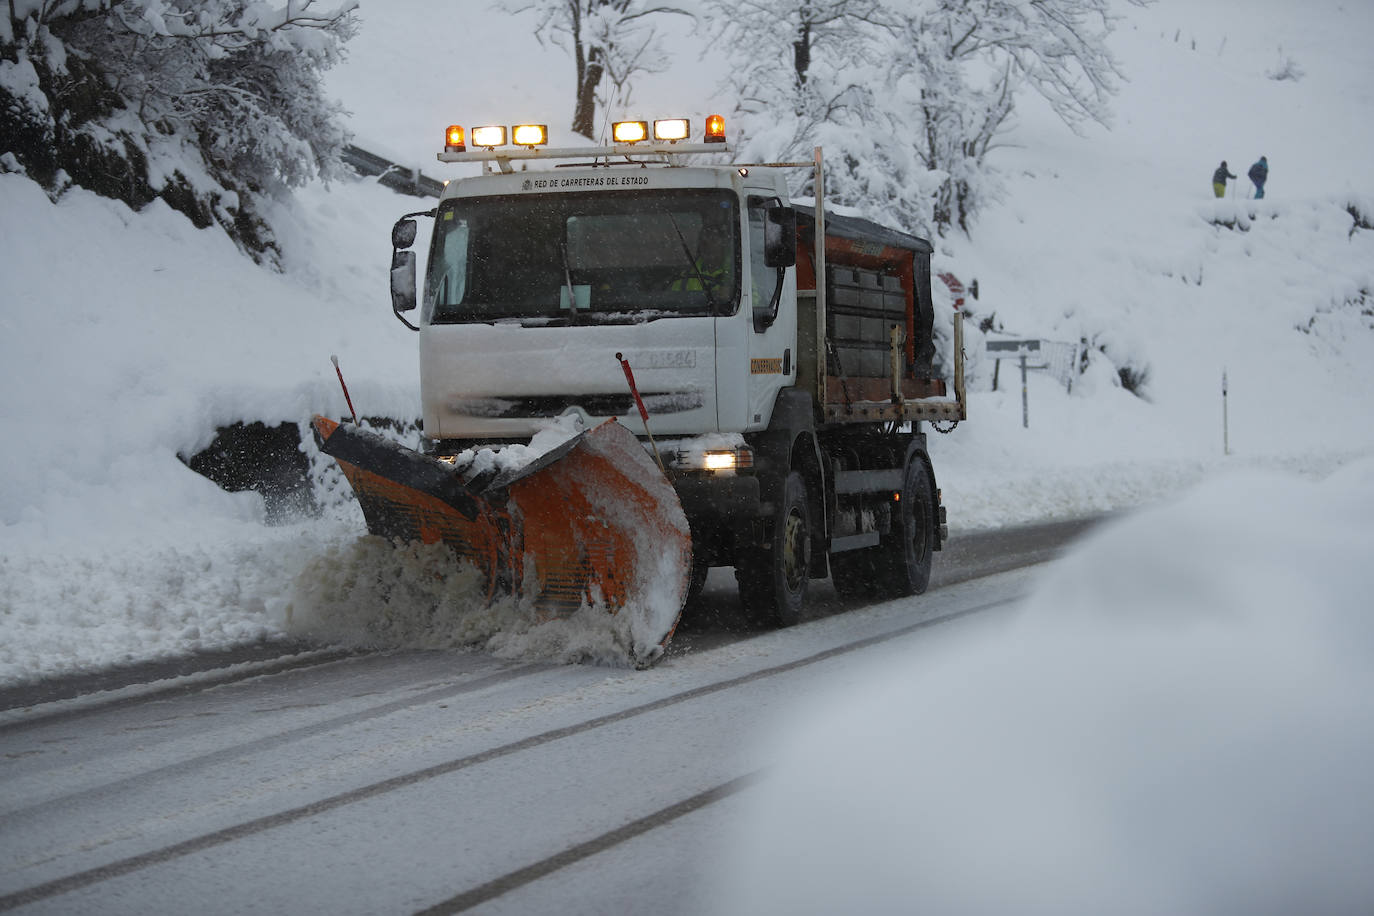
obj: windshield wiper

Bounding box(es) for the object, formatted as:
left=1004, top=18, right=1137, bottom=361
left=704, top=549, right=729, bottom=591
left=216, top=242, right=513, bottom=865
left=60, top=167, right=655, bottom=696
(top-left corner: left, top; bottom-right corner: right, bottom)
left=666, top=213, right=726, bottom=314
left=667, top=213, right=711, bottom=292
left=560, top=240, right=582, bottom=325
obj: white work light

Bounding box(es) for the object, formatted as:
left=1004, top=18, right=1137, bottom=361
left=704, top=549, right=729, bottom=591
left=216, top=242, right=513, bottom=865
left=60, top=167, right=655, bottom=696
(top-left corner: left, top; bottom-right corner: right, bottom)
left=612, top=120, right=649, bottom=144
left=653, top=118, right=690, bottom=142
left=512, top=124, right=548, bottom=147
left=470, top=125, right=508, bottom=148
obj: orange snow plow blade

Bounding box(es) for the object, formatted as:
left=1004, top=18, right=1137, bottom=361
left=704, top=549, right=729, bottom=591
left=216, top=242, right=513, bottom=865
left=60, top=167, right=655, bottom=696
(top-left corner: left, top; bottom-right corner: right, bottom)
left=311, top=416, right=691, bottom=665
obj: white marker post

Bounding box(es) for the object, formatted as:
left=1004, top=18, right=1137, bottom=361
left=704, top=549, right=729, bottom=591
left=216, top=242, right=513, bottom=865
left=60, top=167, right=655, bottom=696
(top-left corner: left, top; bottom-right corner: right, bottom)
left=1222, top=368, right=1230, bottom=455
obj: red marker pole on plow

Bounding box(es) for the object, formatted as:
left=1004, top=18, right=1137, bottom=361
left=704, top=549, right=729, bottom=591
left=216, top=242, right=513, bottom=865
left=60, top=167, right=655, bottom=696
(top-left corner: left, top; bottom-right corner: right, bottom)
left=616, top=352, right=666, bottom=473
left=330, top=354, right=359, bottom=425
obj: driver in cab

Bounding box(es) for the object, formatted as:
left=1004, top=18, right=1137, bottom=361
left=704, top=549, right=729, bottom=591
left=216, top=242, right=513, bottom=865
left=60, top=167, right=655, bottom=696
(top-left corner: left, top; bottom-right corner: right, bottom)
left=669, top=231, right=731, bottom=297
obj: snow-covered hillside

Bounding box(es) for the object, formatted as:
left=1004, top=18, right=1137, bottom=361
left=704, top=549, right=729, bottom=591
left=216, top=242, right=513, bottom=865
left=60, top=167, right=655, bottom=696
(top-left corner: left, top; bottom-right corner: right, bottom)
left=1, top=0, right=1371, bottom=685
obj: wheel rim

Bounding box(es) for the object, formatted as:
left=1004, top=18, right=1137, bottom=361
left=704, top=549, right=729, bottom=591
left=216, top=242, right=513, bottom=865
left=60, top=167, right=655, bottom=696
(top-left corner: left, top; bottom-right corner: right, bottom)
left=905, top=481, right=929, bottom=563
left=781, top=508, right=807, bottom=593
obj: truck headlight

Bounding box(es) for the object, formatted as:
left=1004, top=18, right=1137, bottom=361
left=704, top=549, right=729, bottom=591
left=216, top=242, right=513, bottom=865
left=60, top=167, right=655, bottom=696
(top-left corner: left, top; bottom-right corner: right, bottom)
left=702, top=448, right=753, bottom=472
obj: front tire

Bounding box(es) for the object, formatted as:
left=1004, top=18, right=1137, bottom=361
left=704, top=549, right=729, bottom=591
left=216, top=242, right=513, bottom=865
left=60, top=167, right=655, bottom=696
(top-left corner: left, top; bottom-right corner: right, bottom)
left=685, top=556, right=710, bottom=606
left=736, top=470, right=810, bottom=627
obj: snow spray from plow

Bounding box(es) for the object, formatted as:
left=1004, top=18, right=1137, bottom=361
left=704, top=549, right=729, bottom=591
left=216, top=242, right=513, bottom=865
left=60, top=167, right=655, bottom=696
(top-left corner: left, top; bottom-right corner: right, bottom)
left=311, top=415, right=692, bottom=667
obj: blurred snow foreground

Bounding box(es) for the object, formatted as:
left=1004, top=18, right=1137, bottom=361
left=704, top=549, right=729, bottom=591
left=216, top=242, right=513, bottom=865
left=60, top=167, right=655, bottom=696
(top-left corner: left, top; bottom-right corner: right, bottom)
left=719, top=457, right=1374, bottom=915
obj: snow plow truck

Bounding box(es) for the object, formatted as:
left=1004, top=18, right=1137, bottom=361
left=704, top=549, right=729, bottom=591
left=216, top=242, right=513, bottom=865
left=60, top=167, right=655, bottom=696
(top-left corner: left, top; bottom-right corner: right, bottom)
left=313, top=114, right=965, bottom=666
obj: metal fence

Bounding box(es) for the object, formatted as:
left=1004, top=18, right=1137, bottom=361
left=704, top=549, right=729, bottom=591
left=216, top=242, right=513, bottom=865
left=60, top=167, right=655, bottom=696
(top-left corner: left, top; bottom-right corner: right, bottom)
left=341, top=144, right=445, bottom=198
left=987, top=337, right=1082, bottom=394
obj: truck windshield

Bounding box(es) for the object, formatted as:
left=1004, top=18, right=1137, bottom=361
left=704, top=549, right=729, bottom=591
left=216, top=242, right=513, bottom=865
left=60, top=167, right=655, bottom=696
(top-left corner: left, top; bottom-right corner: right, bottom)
left=423, top=189, right=739, bottom=325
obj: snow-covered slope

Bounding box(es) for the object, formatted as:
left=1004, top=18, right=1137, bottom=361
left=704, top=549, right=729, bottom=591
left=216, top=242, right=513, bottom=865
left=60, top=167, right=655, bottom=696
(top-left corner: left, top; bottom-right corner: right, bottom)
left=1, top=0, right=1371, bottom=685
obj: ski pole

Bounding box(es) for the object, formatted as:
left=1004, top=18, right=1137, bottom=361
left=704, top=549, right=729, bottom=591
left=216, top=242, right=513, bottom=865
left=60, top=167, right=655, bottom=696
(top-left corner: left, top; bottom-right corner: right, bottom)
left=331, top=354, right=359, bottom=425
left=616, top=352, right=666, bottom=473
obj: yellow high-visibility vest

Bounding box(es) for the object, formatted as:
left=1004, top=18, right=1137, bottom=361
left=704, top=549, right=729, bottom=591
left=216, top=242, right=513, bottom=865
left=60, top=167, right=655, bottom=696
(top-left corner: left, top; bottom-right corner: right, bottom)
left=669, top=263, right=727, bottom=292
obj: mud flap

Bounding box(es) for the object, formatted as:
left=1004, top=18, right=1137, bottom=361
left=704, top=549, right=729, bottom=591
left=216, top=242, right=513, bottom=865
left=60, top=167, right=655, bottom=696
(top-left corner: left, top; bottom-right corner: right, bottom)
left=312, top=416, right=691, bottom=664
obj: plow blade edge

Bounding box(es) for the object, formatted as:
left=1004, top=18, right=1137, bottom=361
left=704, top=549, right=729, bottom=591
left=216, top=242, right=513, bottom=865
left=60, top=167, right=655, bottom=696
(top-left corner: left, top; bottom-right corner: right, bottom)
left=311, top=416, right=691, bottom=663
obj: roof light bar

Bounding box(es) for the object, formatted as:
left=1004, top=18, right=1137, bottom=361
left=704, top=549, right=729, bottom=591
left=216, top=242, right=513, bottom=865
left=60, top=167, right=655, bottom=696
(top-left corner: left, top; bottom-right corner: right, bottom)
left=436, top=111, right=734, bottom=167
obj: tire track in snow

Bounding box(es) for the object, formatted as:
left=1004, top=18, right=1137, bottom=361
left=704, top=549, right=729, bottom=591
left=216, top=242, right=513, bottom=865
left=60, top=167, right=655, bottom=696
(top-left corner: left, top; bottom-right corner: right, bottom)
left=415, top=771, right=767, bottom=915
left=0, top=647, right=365, bottom=731
left=0, top=594, right=1020, bottom=912
left=0, top=661, right=550, bottom=824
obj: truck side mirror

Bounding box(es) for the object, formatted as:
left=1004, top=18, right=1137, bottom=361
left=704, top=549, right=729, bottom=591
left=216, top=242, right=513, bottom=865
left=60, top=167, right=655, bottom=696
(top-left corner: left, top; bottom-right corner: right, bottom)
left=392, top=217, right=418, bottom=250
left=391, top=249, right=417, bottom=313
left=764, top=204, right=796, bottom=268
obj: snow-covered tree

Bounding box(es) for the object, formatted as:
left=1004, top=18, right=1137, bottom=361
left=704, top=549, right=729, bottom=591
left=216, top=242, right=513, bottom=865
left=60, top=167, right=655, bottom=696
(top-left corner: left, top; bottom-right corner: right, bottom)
left=515, top=0, right=691, bottom=139
left=1, top=0, right=357, bottom=263
left=898, top=0, right=1138, bottom=231
left=703, top=0, right=1140, bottom=237
left=700, top=1, right=934, bottom=234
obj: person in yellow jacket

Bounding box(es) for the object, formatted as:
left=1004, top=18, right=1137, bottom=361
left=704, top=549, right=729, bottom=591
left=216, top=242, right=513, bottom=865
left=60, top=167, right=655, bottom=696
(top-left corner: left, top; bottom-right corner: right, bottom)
left=1212, top=160, right=1236, bottom=198
left=670, top=232, right=731, bottom=295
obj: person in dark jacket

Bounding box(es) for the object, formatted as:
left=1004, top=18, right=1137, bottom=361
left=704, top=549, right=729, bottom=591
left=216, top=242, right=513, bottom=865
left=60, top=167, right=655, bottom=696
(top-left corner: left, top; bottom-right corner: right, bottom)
left=1212, top=161, right=1236, bottom=197
left=1248, top=156, right=1268, bottom=199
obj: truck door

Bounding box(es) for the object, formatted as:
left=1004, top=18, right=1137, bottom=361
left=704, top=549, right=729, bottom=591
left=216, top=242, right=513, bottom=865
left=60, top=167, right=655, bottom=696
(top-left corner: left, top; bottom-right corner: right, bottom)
left=743, top=194, right=797, bottom=430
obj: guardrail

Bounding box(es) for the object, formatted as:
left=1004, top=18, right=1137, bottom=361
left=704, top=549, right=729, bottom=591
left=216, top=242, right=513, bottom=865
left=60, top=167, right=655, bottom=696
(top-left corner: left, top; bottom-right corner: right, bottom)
left=342, top=144, right=445, bottom=198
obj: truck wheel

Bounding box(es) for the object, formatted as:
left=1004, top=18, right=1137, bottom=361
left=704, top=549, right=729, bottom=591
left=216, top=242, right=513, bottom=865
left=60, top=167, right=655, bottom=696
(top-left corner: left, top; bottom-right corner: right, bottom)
left=830, top=460, right=933, bottom=601
left=878, top=459, right=934, bottom=596
left=828, top=551, right=870, bottom=601
left=736, top=471, right=810, bottom=627
left=685, top=557, right=709, bottom=605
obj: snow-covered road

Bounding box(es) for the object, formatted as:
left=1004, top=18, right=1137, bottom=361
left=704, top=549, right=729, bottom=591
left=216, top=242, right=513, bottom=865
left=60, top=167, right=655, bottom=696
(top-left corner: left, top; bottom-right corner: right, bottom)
left=0, top=567, right=1034, bottom=914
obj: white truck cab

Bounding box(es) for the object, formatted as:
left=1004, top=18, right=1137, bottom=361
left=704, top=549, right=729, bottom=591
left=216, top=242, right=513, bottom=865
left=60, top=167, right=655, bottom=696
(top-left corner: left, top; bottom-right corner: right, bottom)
left=414, top=163, right=797, bottom=452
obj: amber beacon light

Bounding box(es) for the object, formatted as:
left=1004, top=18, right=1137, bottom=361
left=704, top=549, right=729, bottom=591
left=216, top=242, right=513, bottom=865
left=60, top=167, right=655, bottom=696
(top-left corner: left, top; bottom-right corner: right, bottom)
left=704, top=114, right=726, bottom=143
left=444, top=125, right=466, bottom=152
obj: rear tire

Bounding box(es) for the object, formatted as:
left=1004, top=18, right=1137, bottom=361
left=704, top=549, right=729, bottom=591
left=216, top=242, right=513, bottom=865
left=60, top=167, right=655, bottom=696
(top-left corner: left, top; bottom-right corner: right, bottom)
left=736, top=471, right=810, bottom=627
left=829, top=459, right=934, bottom=601
left=880, top=459, right=934, bottom=596
left=829, top=550, right=870, bottom=601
